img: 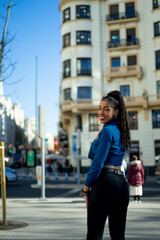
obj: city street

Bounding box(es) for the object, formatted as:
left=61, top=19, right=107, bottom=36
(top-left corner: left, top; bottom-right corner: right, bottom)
left=1, top=175, right=160, bottom=199
left=0, top=196, right=160, bottom=239
left=0, top=0, right=160, bottom=239
left=0, top=175, right=160, bottom=239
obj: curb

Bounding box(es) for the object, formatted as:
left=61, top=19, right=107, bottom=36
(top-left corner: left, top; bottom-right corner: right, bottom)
left=31, top=183, right=84, bottom=189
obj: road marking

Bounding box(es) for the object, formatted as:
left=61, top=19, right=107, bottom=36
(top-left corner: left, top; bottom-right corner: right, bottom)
left=57, top=188, right=81, bottom=197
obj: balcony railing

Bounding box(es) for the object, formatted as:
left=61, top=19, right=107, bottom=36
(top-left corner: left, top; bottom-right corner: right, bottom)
left=148, top=94, right=160, bottom=106
left=77, top=40, right=91, bottom=45
left=61, top=99, right=99, bottom=112
left=108, top=38, right=139, bottom=49
left=123, top=96, right=147, bottom=108
left=63, top=43, right=70, bottom=48
left=153, top=2, right=160, bottom=9
left=106, top=11, right=138, bottom=22
left=61, top=94, right=160, bottom=112
left=156, top=62, right=160, bottom=70
left=154, top=32, right=160, bottom=37
left=76, top=15, right=90, bottom=19
left=77, top=69, right=92, bottom=76
left=63, top=18, right=70, bottom=23
left=106, top=65, right=142, bottom=81
left=63, top=72, right=71, bottom=78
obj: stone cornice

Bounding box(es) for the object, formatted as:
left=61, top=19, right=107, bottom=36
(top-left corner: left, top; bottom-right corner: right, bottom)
left=59, top=0, right=106, bottom=11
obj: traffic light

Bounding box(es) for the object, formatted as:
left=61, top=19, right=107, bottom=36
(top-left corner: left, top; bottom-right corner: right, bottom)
left=9, top=149, right=12, bottom=153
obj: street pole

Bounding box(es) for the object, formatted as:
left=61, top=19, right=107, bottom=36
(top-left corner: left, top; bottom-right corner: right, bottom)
left=77, top=129, right=81, bottom=185
left=35, top=56, right=38, bottom=149
left=77, top=149, right=80, bottom=185
left=41, top=137, right=45, bottom=199
left=0, top=142, right=7, bottom=225
left=38, top=106, right=46, bottom=201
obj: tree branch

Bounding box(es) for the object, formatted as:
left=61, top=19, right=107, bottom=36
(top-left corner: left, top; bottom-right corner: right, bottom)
left=2, top=64, right=15, bottom=81
left=4, top=77, right=24, bottom=86
left=0, top=0, right=13, bottom=78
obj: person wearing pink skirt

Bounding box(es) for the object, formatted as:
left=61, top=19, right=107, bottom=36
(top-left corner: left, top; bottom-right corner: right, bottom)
left=127, top=155, right=145, bottom=203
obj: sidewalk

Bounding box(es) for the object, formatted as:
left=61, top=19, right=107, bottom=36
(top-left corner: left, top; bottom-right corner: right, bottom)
left=0, top=196, right=160, bottom=240
left=0, top=175, right=160, bottom=239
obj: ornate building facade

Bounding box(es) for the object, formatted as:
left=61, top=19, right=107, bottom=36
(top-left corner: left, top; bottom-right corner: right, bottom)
left=59, top=0, right=160, bottom=171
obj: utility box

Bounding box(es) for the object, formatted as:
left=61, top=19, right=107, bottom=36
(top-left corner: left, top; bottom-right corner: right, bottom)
left=36, top=166, right=41, bottom=185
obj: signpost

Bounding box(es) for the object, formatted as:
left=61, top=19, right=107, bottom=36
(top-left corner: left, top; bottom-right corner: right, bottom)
left=72, top=130, right=81, bottom=184
left=36, top=166, right=41, bottom=185
left=0, top=142, right=7, bottom=226
left=38, top=106, right=46, bottom=200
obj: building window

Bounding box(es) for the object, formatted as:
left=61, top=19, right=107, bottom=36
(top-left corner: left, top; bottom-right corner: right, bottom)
left=77, top=58, right=91, bottom=76
left=128, top=111, right=138, bottom=129
left=63, top=60, right=71, bottom=78
left=126, top=28, right=136, bottom=45
left=110, top=30, right=120, bottom=45
left=153, top=0, right=160, bottom=9
left=89, top=114, right=100, bottom=131
left=63, top=33, right=70, bottom=48
left=154, top=22, right=160, bottom=37
left=109, top=4, right=119, bottom=20
left=76, top=115, right=82, bottom=132
left=111, top=57, right=120, bottom=67
left=155, top=50, right=160, bottom=70
left=76, top=31, right=91, bottom=45
left=63, top=8, right=70, bottom=22
left=120, top=85, right=130, bottom=96
left=64, top=88, right=71, bottom=101
left=76, top=5, right=90, bottom=19
left=125, top=2, right=135, bottom=18
left=152, top=110, right=160, bottom=128
left=157, top=80, right=160, bottom=94
left=155, top=140, right=160, bottom=165
left=77, top=87, right=92, bottom=99
left=127, top=55, right=137, bottom=66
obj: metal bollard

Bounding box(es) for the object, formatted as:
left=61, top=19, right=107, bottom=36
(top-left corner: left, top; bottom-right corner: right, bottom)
left=65, top=172, right=68, bottom=181
left=75, top=172, right=78, bottom=182
left=29, top=171, right=33, bottom=180
left=22, top=170, right=26, bottom=180
left=55, top=172, right=58, bottom=181
left=17, top=170, right=20, bottom=177
left=46, top=172, right=50, bottom=181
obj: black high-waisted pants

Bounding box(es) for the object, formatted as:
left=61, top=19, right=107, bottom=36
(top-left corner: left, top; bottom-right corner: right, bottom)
left=86, top=168, right=129, bottom=240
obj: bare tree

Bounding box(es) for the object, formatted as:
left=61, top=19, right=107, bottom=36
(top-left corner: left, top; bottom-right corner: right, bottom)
left=0, top=0, right=16, bottom=96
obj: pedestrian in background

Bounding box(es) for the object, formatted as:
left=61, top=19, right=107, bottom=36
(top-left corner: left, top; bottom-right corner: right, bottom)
left=80, top=90, right=131, bottom=240
left=127, top=155, right=145, bottom=203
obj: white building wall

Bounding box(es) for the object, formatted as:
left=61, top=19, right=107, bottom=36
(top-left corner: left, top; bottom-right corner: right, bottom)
left=59, top=0, right=160, bottom=168
left=24, top=117, right=35, bottom=146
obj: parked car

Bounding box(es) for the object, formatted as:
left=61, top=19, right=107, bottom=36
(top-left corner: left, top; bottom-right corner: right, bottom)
left=0, top=167, right=18, bottom=183
left=4, top=156, right=13, bottom=167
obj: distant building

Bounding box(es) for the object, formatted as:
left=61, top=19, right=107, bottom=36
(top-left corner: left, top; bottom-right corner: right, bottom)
left=59, top=0, right=160, bottom=171
left=0, top=97, right=25, bottom=152
left=24, top=117, right=36, bottom=147
left=46, top=132, right=54, bottom=153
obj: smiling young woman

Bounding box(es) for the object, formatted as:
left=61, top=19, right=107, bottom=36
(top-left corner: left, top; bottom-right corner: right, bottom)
left=98, top=100, right=118, bottom=124
left=80, top=90, right=131, bottom=240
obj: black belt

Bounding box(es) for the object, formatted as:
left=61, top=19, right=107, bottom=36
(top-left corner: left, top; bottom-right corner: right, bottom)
left=103, top=168, right=123, bottom=175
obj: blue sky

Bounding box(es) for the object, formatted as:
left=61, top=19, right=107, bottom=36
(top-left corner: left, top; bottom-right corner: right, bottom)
left=2, top=0, right=61, bottom=135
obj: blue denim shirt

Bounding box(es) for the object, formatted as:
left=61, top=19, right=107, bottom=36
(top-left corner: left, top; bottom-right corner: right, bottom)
left=85, top=118, right=125, bottom=187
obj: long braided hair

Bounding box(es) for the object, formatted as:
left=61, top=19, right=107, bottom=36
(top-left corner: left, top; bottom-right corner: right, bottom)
left=101, top=90, right=131, bottom=150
